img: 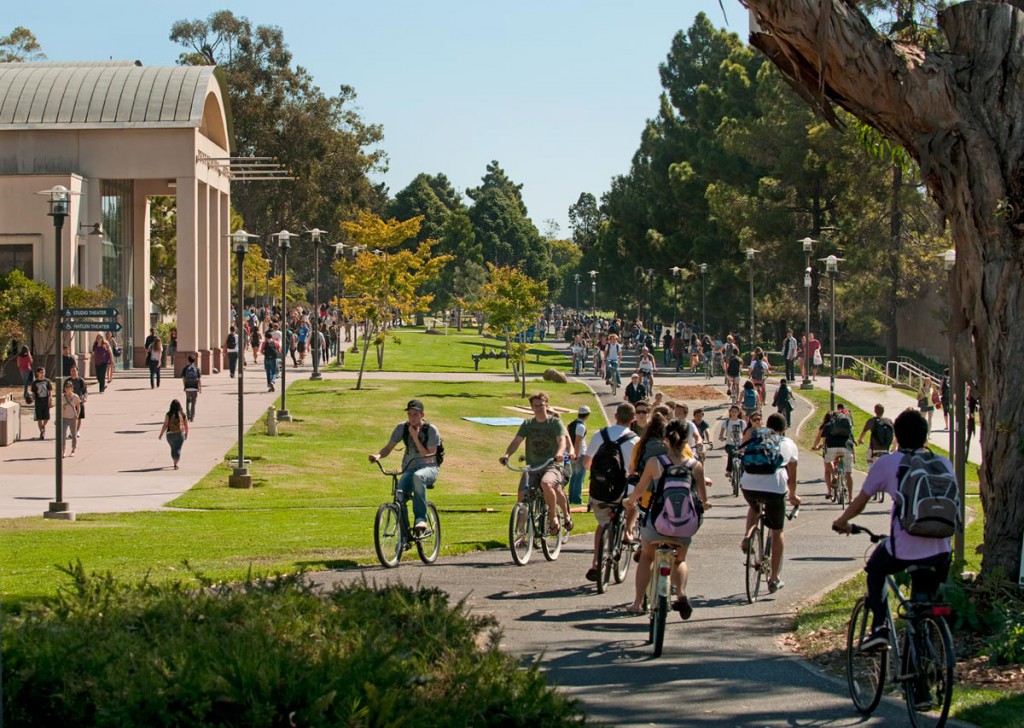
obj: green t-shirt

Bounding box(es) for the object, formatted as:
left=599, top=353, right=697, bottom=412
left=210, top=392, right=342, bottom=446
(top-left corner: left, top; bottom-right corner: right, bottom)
left=516, top=417, right=568, bottom=466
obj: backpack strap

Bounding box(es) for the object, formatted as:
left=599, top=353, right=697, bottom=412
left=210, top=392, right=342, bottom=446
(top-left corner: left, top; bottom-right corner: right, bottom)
left=600, top=428, right=610, bottom=446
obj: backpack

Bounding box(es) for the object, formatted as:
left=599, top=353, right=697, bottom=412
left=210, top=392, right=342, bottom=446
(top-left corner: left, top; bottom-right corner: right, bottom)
left=829, top=413, right=853, bottom=440
left=403, top=421, right=445, bottom=466
left=183, top=365, right=200, bottom=389
left=263, top=338, right=279, bottom=359
left=567, top=418, right=585, bottom=446
left=648, top=455, right=703, bottom=538
left=741, top=427, right=784, bottom=474
left=750, top=359, right=766, bottom=381
left=588, top=428, right=632, bottom=502
left=873, top=417, right=895, bottom=449
left=226, top=333, right=237, bottom=350
left=742, top=388, right=759, bottom=410
left=893, top=450, right=960, bottom=544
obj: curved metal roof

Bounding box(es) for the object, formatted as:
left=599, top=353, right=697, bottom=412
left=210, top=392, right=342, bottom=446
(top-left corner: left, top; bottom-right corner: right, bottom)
left=0, top=62, right=225, bottom=131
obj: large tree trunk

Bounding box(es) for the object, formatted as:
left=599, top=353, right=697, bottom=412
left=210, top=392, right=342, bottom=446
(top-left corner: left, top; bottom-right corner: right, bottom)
left=746, top=0, right=1024, bottom=580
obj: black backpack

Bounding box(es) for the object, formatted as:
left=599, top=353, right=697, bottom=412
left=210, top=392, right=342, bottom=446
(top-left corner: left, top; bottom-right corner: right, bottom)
left=589, top=428, right=633, bottom=502
left=874, top=417, right=895, bottom=449
left=403, top=421, right=445, bottom=466
left=263, top=338, right=279, bottom=359
left=226, top=333, right=237, bottom=349
left=183, top=364, right=200, bottom=389
left=829, top=413, right=853, bottom=440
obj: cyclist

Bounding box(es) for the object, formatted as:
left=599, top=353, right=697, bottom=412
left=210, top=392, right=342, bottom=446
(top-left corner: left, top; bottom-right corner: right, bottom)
left=570, top=335, right=584, bottom=376
left=583, top=402, right=640, bottom=582
left=815, top=407, right=855, bottom=502
left=499, top=391, right=571, bottom=535
left=750, top=349, right=770, bottom=405
left=636, top=347, right=657, bottom=392
left=739, top=412, right=800, bottom=593
left=691, top=408, right=712, bottom=463
left=718, top=404, right=746, bottom=477
left=671, top=402, right=702, bottom=451
left=740, top=380, right=760, bottom=418
left=832, top=409, right=953, bottom=650
left=625, top=418, right=710, bottom=619
left=369, top=399, right=441, bottom=534
left=725, top=347, right=743, bottom=403
left=858, top=403, right=895, bottom=467
left=604, top=334, right=623, bottom=390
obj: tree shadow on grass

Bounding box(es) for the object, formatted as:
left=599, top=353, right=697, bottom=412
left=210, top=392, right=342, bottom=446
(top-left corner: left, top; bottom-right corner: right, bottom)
left=296, top=559, right=360, bottom=570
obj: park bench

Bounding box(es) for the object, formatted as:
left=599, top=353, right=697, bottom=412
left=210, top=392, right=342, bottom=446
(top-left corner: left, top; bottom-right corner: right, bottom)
left=472, top=348, right=509, bottom=370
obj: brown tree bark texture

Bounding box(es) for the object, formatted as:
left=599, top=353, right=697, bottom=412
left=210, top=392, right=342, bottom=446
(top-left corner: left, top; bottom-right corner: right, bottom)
left=745, top=0, right=1023, bottom=579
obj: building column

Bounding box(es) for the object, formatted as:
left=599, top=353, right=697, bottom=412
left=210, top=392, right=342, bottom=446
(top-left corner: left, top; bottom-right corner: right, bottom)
left=196, top=181, right=212, bottom=374
left=174, top=177, right=198, bottom=375
left=208, top=185, right=223, bottom=372
left=132, top=192, right=152, bottom=368
left=219, top=190, right=230, bottom=357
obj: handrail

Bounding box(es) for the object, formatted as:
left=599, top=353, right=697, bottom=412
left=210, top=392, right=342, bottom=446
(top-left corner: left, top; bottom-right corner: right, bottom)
left=825, top=354, right=893, bottom=385
left=886, top=360, right=940, bottom=390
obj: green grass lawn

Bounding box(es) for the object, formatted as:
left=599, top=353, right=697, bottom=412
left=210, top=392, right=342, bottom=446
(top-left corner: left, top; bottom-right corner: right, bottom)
left=329, top=326, right=569, bottom=375
left=1, top=379, right=607, bottom=604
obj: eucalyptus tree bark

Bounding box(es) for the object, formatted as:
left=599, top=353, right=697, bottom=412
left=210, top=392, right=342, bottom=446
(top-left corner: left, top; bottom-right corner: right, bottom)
left=745, top=0, right=1024, bottom=579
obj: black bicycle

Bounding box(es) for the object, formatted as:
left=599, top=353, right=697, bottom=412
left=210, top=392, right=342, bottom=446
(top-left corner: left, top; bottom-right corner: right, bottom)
left=744, top=501, right=800, bottom=603
left=594, top=500, right=636, bottom=593
left=506, top=458, right=565, bottom=565
left=372, top=460, right=441, bottom=568
left=844, top=524, right=954, bottom=727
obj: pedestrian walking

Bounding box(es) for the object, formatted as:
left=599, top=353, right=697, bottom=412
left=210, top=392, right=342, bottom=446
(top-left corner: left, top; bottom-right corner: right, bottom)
left=28, top=367, right=53, bottom=440
left=105, top=332, right=122, bottom=386
left=157, top=399, right=188, bottom=470
left=940, top=368, right=951, bottom=430
left=226, top=326, right=239, bottom=377
left=262, top=334, right=280, bottom=391
left=91, top=334, right=112, bottom=393
left=59, top=379, right=81, bottom=457
left=67, top=364, right=88, bottom=436
left=182, top=353, right=202, bottom=421
left=917, top=382, right=936, bottom=431
left=16, top=345, right=33, bottom=401
left=781, top=329, right=798, bottom=382
left=772, top=377, right=795, bottom=427
left=147, top=335, right=163, bottom=388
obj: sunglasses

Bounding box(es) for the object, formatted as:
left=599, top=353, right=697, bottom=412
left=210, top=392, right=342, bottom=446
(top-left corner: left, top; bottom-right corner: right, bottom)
left=635, top=410, right=649, bottom=415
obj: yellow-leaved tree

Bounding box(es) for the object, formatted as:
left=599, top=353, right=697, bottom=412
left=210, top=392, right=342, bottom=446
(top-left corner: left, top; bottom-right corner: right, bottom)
left=478, top=264, right=547, bottom=398
left=335, top=213, right=452, bottom=389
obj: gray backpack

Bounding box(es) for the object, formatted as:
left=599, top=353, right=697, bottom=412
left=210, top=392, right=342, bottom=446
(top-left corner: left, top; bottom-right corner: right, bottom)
left=894, top=450, right=960, bottom=544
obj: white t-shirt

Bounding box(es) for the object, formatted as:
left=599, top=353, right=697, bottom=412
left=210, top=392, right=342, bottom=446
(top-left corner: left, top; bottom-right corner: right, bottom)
left=584, top=424, right=639, bottom=470
left=605, top=343, right=621, bottom=362
left=720, top=418, right=745, bottom=447
left=740, top=435, right=798, bottom=494
left=676, top=419, right=700, bottom=449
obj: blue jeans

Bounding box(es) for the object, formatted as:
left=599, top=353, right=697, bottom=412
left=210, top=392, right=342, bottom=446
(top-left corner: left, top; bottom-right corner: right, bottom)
left=166, top=432, right=185, bottom=462
left=264, top=356, right=279, bottom=387
left=568, top=462, right=586, bottom=504
left=397, top=465, right=438, bottom=523
left=21, top=370, right=32, bottom=399
left=605, top=360, right=620, bottom=385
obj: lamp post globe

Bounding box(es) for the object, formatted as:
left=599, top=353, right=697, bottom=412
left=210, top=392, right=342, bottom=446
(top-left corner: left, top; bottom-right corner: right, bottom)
left=799, top=237, right=817, bottom=390
left=699, top=263, right=708, bottom=337
left=820, top=254, right=841, bottom=411
left=306, top=228, right=327, bottom=381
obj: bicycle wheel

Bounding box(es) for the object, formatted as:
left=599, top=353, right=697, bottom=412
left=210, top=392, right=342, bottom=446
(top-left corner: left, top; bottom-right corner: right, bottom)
left=416, top=502, right=441, bottom=564
left=731, top=467, right=741, bottom=497
left=373, top=503, right=403, bottom=568
left=846, top=597, right=887, bottom=714
left=613, top=521, right=635, bottom=584
left=745, top=522, right=766, bottom=603
left=596, top=523, right=612, bottom=593
left=651, top=594, right=668, bottom=658
left=905, top=616, right=954, bottom=728
left=509, top=502, right=533, bottom=565
left=540, top=502, right=563, bottom=561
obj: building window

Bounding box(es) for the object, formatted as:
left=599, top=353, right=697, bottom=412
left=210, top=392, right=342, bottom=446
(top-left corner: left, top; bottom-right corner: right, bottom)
left=0, top=243, right=34, bottom=277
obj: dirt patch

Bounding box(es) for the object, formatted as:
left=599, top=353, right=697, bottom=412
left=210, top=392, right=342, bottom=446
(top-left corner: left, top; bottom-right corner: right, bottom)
left=659, top=384, right=726, bottom=402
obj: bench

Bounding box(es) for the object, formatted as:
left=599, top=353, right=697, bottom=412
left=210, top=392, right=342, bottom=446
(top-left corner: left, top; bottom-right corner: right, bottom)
left=472, top=349, right=509, bottom=370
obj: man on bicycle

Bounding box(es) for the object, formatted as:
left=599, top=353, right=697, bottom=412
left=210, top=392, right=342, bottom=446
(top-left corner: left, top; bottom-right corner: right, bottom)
left=369, top=399, right=441, bottom=534
left=858, top=403, right=895, bottom=466
left=499, top=392, right=571, bottom=535
left=740, top=413, right=800, bottom=593
left=818, top=406, right=855, bottom=501
left=582, top=402, right=639, bottom=582
left=832, top=409, right=953, bottom=650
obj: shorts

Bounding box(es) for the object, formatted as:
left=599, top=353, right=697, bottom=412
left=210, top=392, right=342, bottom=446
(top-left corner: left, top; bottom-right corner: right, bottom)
left=640, top=518, right=691, bottom=546
left=867, top=449, right=888, bottom=465
left=297, top=341, right=307, bottom=353
left=519, top=464, right=565, bottom=498
left=825, top=447, right=853, bottom=471
left=590, top=483, right=634, bottom=526
left=741, top=489, right=787, bottom=530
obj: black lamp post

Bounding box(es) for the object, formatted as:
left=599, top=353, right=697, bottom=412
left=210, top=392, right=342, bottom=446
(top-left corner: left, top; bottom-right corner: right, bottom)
left=229, top=230, right=257, bottom=489
left=333, top=241, right=346, bottom=365
left=799, top=237, right=816, bottom=390
left=306, top=228, right=326, bottom=381
left=274, top=230, right=296, bottom=421
left=942, top=248, right=965, bottom=566
left=645, top=267, right=654, bottom=329
left=574, top=273, right=580, bottom=311
left=39, top=184, right=76, bottom=521
left=821, top=254, right=842, bottom=411
left=699, top=263, right=708, bottom=336
left=746, top=248, right=759, bottom=349
left=669, top=266, right=682, bottom=334
left=588, top=270, right=598, bottom=318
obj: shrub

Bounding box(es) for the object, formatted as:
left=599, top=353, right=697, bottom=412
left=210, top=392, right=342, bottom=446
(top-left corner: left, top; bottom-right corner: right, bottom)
left=989, top=615, right=1024, bottom=666
left=3, top=563, right=585, bottom=727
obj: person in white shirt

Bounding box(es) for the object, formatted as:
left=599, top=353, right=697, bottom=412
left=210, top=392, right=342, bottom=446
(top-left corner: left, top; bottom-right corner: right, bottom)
left=739, top=413, right=801, bottom=593
left=672, top=402, right=701, bottom=449
left=718, top=404, right=746, bottom=475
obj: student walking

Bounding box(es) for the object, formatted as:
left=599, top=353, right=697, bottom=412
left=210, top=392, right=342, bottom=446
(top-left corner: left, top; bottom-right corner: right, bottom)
left=28, top=367, right=53, bottom=440
left=59, top=379, right=81, bottom=457
left=147, top=335, right=163, bottom=388
left=772, top=378, right=795, bottom=427
left=67, top=364, right=88, bottom=436
left=91, top=334, right=112, bottom=393
left=181, top=353, right=202, bottom=421
left=16, top=345, right=33, bottom=401
left=158, top=399, right=189, bottom=470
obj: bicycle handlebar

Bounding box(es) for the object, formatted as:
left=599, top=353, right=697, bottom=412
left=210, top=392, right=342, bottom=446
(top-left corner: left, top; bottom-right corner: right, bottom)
left=787, top=504, right=800, bottom=521
left=371, top=459, right=403, bottom=478
left=502, top=457, right=554, bottom=473
left=848, top=523, right=885, bottom=543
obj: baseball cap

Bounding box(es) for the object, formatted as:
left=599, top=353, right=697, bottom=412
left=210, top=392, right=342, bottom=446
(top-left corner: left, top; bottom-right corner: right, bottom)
left=578, top=405, right=591, bottom=415
left=405, top=399, right=425, bottom=411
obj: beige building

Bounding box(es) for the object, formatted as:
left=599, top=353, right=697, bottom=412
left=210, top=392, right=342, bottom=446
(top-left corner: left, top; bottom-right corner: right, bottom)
left=0, top=61, right=234, bottom=374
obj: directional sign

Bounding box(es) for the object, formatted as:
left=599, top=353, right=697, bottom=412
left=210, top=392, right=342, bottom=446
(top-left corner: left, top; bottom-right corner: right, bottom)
left=60, top=321, right=122, bottom=332
left=61, top=307, right=119, bottom=318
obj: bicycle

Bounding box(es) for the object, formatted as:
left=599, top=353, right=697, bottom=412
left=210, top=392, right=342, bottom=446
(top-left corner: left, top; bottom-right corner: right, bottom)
left=704, top=355, right=714, bottom=380
left=638, top=369, right=654, bottom=396
left=643, top=542, right=677, bottom=658
left=844, top=524, right=955, bottom=727
left=833, top=451, right=850, bottom=508
left=729, top=457, right=742, bottom=497
left=744, top=501, right=800, bottom=603
left=606, top=360, right=620, bottom=395
left=594, top=501, right=636, bottom=594
left=372, top=460, right=442, bottom=568
left=505, top=458, right=565, bottom=565
left=694, top=439, right=712, bottom=466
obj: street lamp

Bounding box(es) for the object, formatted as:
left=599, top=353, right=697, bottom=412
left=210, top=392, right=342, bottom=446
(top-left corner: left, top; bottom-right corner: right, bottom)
left=941, top=247, right=966, bottom=567
left=38, top=184, right=77, bottom=521
left=229, top=230, right=258, bottom=489
left=699, top=263, right=708, bottom=336
left=274, top=230, right=297, bottom=421
left=745, top=248, right=759, bottom=349
left=799, top=237, right=817, bottom=390
left=669, top=266, right=682, bottom=333
left=588, top=270, right=598, bottom=318
left=306, top=228, right=327, bottom=381
left=573, top=273, right=581, bottom=311
left=820, top=254, right=843, bottom=411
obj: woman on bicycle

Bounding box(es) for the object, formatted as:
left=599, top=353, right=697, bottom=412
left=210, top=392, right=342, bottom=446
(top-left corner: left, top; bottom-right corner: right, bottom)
left=636, top=347, right=657, bottom=392
left=625, top=418, right=709, bottom=619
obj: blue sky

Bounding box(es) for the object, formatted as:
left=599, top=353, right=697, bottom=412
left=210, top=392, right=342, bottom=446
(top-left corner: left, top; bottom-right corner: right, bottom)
left=7, top=0, right=746, bottom=235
